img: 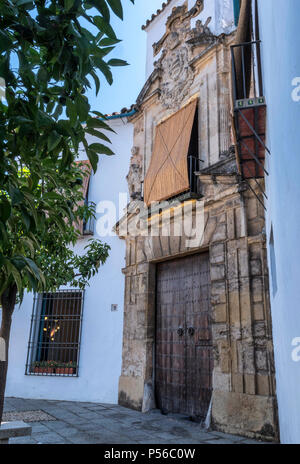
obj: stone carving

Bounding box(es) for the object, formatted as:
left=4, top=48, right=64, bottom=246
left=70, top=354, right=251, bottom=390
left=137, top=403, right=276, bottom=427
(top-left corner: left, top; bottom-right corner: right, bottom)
left=152, top=1, right=219, bottom=110
left=187, top=17, right=218, bottom=46
left=156, top=45, right=195, bottom=110
left=153, top=0, right=204, bottom=56
left=153, top=2, right=202, bottom=110
left=127, top=147, right=143, bottom=201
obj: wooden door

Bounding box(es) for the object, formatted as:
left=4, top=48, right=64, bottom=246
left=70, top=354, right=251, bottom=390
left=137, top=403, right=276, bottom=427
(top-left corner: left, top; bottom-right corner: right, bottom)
left=155, top=253, right=213, bottom=421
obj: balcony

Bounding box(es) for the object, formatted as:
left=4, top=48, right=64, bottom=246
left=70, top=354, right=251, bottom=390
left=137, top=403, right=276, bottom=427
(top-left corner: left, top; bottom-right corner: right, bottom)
left=231, top=40, right=270, bottom=208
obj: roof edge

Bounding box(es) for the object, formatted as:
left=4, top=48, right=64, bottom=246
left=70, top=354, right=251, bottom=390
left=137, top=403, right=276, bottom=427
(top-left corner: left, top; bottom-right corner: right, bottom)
left=141, top=0, right=173, bottom=30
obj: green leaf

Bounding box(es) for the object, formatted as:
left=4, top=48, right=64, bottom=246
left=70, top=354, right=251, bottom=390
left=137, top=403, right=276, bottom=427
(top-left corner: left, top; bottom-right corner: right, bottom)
left=87, top=149, right=99, bottom=173
left=7, top=261, right=23, bottom=297
left=86, top=117, right=115, bottom=133
left=106, top=0, right=124, bottom=19
left=66, top=99, right=77, bottom=125
left=9, top=186, right=24, bottom=205
left=37, top=67, right=48, bottom=84
left=99, top=37, right=121, bottom=46
left=20, top=207, right=31, bottom=231
left=11, top=256, right=26, bottom=271
left=16, top=0, right=33, bottom=5
left=93, top=0, right=111, bottom=21
left=64, top=0, right=75, bottom=10
left=75, top=94, right=90, bottom=122
left=24, top=257, right=45, bottom=287
left=85, top=128, right=111, bottom=143
left=93, top=57, right=113, bottom=85
left=0, top=31, right=13, bottom=54
left=43, top=192, right=64, bottom=201
left=90, top=70, right=100, bottom=96
left=89, top=143, right=114, bottom=156
left=47, top=131, right=62, bottom=152
left=0, top=196, right=11, bottom=222
left=107, top=58, right=129, bottom=67
left=94, top=16, right=117, bottom=39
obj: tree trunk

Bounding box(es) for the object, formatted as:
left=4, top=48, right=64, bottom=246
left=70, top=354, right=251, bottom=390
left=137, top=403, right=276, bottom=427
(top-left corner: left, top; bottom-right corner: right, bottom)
left=0, top=284, right=17, bottom=425
left=233, top=0, right=253, bottom=100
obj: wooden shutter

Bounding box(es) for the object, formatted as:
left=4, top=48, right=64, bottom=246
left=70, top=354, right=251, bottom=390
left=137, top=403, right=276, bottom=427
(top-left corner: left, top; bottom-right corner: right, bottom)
left=144, top=99, right=198, bottom=206
left=74, top=160, right=91, bottom=235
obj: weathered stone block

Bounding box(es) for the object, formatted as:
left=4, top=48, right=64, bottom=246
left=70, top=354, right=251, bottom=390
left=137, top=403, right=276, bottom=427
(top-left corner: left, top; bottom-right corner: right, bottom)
left=252, top=277, right=263, bottom=303
left=253, top=302, right=265, bottom=321
left=212, top=369, right=231, bottom=392
left=232, top=373, right=244, bottom=393
left=212, top=224, right=227, bottom=242
left=213, top=303, right=227, bottom=323
left=211, top=281, right=227, bottom=305
left=256, top=374, right=271, bottom=396
left=246, top=197, right=258, bottom=220
left=228, top=291, right=240, bottom=323
left=250, top=259, right=262, bottom=276
left=210, top=243, right=225, bottom=264
left=211, top=264, right=225, bottom=281
left=219, top=340, right=231, bottom=373
left=255, top=349, right=268, bottom=372
left=211, top=391, right=278, bottom=441
left=227, top=209, right=235, bottom=240
left=254, top=321, right=266, bottom=339
left=244, top=374, right=256, bottom=395
left=119, top=375, right=144, bottom=411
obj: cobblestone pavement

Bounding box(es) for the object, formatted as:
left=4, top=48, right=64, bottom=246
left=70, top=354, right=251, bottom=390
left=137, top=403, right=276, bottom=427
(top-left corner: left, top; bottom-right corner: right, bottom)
left=3, top=397, right=270, bottom=445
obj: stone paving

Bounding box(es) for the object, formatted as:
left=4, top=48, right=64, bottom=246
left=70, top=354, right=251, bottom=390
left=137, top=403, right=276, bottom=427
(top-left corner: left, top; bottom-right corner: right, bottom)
left=3, top=397, right=270, bottom=444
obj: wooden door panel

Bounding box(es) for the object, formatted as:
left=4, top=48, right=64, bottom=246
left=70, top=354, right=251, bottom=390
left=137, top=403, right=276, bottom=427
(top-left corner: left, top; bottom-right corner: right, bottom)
left=156, top=253, right=212, bottom=419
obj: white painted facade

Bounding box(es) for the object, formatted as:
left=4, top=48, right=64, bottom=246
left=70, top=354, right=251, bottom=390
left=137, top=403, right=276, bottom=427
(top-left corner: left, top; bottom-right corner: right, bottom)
left=256, top=0, right=300, bottom=444
left=5, top=117, right=133, bottom=403
left=145, top=0, right=236, bottom=78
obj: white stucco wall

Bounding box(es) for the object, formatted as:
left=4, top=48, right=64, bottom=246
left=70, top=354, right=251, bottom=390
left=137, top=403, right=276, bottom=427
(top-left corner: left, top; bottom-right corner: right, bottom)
left=145, top=0, right=235, bottom=78
left=257, top=0, right=300, bottom=444
left=5, top=117, right=133, bottom=404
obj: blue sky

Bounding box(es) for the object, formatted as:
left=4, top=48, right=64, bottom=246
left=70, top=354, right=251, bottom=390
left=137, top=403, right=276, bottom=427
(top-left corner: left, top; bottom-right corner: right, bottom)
left=87, top=0, right=164, bottom=115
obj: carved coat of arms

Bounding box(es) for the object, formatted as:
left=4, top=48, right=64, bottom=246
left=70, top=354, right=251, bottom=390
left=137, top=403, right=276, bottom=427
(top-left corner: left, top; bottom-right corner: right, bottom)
left=152, top=1, right=218, bottom=110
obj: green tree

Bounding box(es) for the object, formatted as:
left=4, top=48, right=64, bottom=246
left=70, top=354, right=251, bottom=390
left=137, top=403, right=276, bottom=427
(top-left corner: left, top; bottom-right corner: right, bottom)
left=0, top=0, right=134, bottom=423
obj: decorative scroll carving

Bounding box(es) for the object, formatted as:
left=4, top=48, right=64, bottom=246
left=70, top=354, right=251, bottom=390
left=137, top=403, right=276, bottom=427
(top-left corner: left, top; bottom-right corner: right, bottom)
left=127, top=147, right=143, bottom=201
left=186, top=17, right=217, bottom=45
left=153, top=0, right=204, bottom=56
left=152, top=1, right=220, bottom=110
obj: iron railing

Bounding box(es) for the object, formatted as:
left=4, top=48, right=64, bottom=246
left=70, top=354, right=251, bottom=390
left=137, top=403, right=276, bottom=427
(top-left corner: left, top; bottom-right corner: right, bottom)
left=231, top=40, right=270, bottom=210
left=188, top=155, right=201, bottom=196
left=25, top=290, right=84, bottom=377
left=231, top=40, right=264, bottom=103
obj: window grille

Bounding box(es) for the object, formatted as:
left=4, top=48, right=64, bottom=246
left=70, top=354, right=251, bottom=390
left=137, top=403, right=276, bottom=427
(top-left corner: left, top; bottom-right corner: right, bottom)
left=25, top=290, right=84, bottom=377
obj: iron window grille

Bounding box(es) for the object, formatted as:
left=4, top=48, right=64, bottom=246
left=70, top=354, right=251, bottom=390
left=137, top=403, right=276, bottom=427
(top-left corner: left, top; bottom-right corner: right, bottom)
left=25, top=290, right=84, bottom=377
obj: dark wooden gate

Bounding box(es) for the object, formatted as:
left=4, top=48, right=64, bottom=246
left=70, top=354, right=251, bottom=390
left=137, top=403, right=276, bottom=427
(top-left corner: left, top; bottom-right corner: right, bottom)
left=155, top=253, right=213, bottom=421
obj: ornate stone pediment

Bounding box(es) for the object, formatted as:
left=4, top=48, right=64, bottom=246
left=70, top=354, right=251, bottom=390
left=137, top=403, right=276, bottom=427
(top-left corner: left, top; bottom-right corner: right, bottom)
left=152, top=0, right=204, bottom=56
left=152, top=0, right=219, bottom=110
